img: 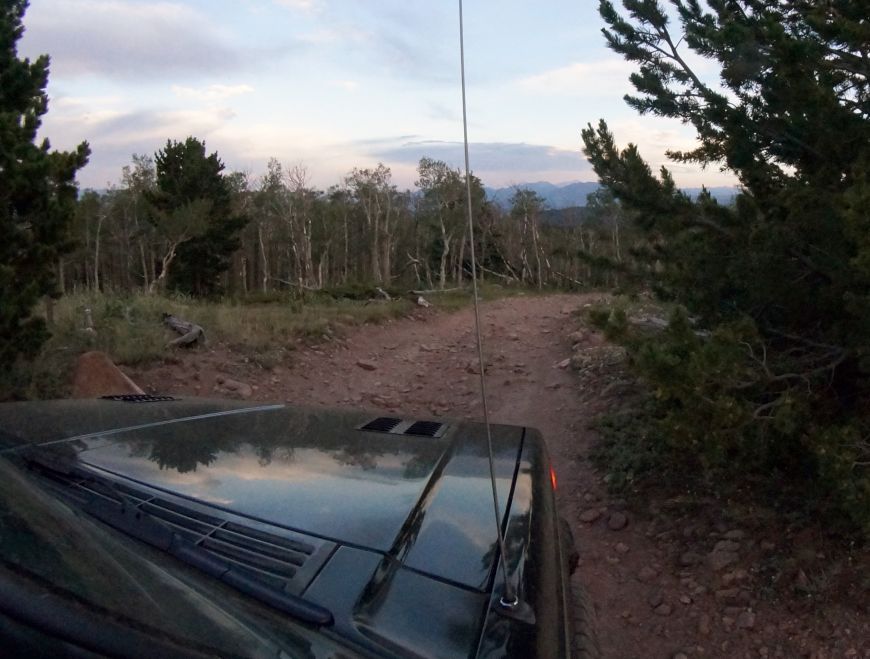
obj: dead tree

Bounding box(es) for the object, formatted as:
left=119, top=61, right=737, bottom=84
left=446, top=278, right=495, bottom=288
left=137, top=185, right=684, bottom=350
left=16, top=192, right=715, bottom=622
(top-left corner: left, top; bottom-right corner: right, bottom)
left=162, top=313, right=205, bottom=347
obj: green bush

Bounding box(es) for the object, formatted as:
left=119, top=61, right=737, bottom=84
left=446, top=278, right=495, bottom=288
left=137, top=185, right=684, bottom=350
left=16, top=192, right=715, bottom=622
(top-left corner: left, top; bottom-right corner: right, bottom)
left=582, top=2, right=870, bottom=539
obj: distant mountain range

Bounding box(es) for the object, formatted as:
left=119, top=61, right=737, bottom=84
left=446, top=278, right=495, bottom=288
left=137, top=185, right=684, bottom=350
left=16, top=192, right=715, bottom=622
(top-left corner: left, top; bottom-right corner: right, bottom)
left=484, top=181, right=739, bottom=209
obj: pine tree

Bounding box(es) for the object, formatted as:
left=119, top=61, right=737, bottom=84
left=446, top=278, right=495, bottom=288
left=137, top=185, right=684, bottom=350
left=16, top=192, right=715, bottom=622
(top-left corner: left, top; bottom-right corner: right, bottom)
left=584, top=1, right=870, bottom=533
left=149, top=137, right=247, bottom=296
left=0, top=0, right=89, bottom=370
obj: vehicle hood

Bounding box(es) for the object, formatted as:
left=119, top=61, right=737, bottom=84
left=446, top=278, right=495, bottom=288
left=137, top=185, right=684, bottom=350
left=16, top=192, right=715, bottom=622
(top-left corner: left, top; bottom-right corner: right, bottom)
left=0, top=399, right=522, bottom=591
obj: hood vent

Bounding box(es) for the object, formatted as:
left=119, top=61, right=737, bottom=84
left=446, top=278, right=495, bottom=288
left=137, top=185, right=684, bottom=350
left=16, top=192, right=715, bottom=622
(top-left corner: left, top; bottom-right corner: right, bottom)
left=31, top=462, right=333, bottom=596
left=404, top=421, right=445, bottom=438
left=358, top=417, right=448, bottom=439
left=359, top=417, right=402, bottom=433
left=100, top=394, right=177, bottom=403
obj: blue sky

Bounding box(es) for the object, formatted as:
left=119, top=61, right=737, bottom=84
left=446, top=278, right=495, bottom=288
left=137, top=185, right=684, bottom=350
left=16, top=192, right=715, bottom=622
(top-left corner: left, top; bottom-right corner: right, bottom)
left=19, top=0, right=736, bottom=191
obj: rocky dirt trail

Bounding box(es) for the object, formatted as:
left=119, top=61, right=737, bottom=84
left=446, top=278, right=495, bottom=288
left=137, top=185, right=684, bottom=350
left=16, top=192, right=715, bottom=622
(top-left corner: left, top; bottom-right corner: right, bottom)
left=132, top=294, right=869, bottom=659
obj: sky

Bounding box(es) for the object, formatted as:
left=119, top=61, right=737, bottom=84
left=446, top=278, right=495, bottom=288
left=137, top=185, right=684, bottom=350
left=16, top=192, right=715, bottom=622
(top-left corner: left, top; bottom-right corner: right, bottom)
left=19, top=0, right=737, bottom=191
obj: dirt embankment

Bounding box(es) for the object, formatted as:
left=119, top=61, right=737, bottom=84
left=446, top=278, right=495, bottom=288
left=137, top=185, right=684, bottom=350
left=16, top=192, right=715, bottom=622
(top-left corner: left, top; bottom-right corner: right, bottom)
left=129, top=294, right=869, bottom=659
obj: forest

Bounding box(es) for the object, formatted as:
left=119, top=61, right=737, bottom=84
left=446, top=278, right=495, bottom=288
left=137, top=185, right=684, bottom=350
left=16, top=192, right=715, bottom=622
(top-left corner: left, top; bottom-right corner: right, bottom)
left=4, top=0, right=870, bottom=543
left=63, top=142, right=627, bottom=299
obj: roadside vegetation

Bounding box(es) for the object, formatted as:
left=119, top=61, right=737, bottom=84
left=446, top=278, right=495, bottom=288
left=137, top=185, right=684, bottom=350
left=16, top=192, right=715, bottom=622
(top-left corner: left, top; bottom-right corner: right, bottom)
left=7, top=285, right=532, bottom=400
left=4, top=0, right=868, bottom=566
left=582, top=2, right=870, bottom=541
left=2, top=1, right=620, bottom=400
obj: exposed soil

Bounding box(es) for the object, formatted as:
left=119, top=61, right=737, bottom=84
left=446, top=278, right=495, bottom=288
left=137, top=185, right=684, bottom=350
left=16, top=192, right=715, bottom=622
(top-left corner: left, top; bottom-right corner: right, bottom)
left=129, top=293, right=870, bottom=659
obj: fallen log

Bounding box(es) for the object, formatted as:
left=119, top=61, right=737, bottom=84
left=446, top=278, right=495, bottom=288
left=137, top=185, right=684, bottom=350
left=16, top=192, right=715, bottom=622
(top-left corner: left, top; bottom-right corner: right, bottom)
left=409, top=287, right=462, bottom=295
left=162, top=313, right=205, bottom=347
left=375, top=287, right=392, bottom=301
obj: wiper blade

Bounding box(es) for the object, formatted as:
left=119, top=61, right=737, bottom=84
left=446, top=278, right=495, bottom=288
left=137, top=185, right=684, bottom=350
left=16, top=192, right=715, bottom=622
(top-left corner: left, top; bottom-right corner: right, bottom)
left=83, top=497, right=334, bottom=627
left=20, top=446, right=80, bottom=476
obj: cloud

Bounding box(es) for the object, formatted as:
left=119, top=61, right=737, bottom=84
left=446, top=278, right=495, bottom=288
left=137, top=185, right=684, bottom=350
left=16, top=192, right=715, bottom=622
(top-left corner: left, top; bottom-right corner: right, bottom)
left=328, top=80, right=359, bottom=92
left=273, top=0, right=319, bottom=10
left=371, top=139, right=588, bottom=172
left=317, top=4, right=455, bottom=84
left=171, top=84, right=255, bottom=101
left=20, top=0, right=246, bottom=80
left=39, top=98, right=246, bottom=187
left=426, top=102, right=460, bottom=123
left=517, top=59, right=636, bottom=97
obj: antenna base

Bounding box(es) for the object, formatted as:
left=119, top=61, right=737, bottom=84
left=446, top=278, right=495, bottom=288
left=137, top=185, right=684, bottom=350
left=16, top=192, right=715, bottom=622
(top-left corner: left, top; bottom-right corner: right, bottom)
left=494, top=595, right=536, bottom=625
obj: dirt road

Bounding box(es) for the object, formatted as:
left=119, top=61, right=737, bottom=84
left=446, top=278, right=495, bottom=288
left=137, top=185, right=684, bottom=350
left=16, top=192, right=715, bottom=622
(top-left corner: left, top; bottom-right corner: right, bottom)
left=133, top=293, right=869, bottom=659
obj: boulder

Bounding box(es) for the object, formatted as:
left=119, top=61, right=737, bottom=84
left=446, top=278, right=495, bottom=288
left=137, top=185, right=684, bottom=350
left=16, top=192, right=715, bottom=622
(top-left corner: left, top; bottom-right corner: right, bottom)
left=71, top=351, right=144, bottom=398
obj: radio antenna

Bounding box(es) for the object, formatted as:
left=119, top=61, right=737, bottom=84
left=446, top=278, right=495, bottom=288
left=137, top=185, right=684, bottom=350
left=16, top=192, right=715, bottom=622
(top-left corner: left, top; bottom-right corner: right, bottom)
left=457, top=0, right=517, bottom=611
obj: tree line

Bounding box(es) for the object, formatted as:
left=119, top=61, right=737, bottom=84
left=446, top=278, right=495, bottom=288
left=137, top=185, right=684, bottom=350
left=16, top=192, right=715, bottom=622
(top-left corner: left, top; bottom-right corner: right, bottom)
left=63, top=140, right=630, bottom=298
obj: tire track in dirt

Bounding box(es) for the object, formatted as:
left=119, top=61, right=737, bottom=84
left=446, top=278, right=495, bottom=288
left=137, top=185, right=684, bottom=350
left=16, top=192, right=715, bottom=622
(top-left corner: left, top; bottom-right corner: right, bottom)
left=133, top=293, right=869, bottom=659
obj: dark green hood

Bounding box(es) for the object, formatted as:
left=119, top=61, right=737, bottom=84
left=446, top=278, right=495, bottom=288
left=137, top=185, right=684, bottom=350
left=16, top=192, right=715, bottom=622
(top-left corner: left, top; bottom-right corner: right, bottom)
left=0, top=398, right=529, bottom=658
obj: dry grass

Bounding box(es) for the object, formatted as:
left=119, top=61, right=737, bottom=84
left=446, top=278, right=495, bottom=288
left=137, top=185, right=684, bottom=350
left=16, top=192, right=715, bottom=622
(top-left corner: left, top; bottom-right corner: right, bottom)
left=12, top=282, right=539, bottom=400
left=20, top=292, right=414, bottom=399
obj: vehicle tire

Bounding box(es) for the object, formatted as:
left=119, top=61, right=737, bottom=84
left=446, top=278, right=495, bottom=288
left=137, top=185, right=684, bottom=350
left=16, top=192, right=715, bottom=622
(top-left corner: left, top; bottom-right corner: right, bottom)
left=570, top=574, right=602, bottom=659
left=559, top=517, right=580, bottom=575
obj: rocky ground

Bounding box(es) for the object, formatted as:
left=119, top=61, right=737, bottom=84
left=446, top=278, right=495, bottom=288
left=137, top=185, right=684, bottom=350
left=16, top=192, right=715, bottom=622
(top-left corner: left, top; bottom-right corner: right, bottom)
left=129, top=293, right=869, bottom=659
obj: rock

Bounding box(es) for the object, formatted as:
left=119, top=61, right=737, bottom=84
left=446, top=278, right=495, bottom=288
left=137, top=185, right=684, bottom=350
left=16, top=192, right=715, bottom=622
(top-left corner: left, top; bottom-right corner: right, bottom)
left=556, top=358, right=571, bottom=369
left=637, top=566, right=659, bottom=583
left=221, top=378, right=252, bottom=399
left=654, top=603, right=673, bottom=616
left=715, top=588, right=741, bottom=604
left=608, top=512, right=629, bottom=531
left=708, top=550, right=739, bottom=571
left=647, top=591, right=664, bottom=608
left=568, top=330, right=588, bottom=344
left=679, top=551, right=703, bottom=567
left=760, top=540, right=776, bottom=551
left=724, top=529, right=746, bottom=540
left=721, top=568, right=750, bottom=586
left=72, top=351, right=145, bottom=398
left=793, top=569, right=811, bottom=592
left=698, top=613, right=712, bottom=636
left=579, top=509, right=602, bottom=524
left=713, top=539, right=741, bottom=553
left=673, top=654, right=689, bottom=659
left=356, top=359, right=377, bottom=371
left=508, top=333, right=520, bottom=341
left=615, top=542, right=630, bottom=554
left=570, top=351, right=592, bottom=371
left=736, top=610, right=756, bottom=629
